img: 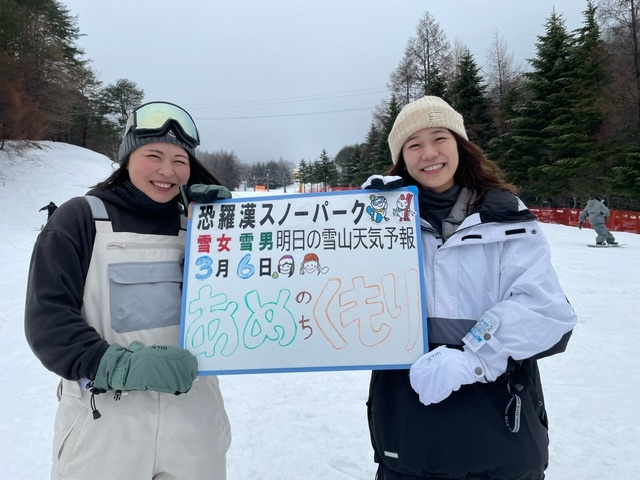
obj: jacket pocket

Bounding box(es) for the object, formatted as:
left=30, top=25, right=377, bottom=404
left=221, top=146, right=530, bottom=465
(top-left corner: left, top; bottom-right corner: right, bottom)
left=109, top=261, right=183, bottom=333
left=54, top=398, right=89, bottom=475
left=505, top=360, right=550, bottom=436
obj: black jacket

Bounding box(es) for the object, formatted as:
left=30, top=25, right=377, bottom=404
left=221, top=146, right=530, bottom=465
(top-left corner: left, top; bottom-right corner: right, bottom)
left=24, top=188, right=183, bottom=381
left=39, top=202, right=57, bottom=219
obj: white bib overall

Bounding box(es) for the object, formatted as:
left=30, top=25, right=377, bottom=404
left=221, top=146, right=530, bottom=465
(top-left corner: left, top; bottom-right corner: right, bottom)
left=52, top=197, right=231, bottom=480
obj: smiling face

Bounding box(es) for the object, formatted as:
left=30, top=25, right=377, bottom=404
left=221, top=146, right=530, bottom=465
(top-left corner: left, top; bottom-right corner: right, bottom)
left=127, top=142, right=191, bottom=203
left=279, top=256, right=294, bottom=275
left=303, top=260, right=318, bottom=274
left=402, top=127, right=459, bottom=193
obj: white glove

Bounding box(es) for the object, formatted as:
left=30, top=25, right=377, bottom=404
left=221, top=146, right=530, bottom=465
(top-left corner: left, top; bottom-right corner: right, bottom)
left=361, top=174, right=403, bottom=190
left=409, top=346, right=488, bottom=406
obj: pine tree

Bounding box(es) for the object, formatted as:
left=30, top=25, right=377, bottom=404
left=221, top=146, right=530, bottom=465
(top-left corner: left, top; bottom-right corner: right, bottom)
left=546, top=1, right=610, bottom=200
left=349, top=144, right=366, bottom=187
left=298, top=159, right=311, bottom=192
left=0, top=0, right=87, bottom=140
left=314, top=150, right=338, bottom=190
left=361, top=122, right=382, bottom=179
left=426, top=64, right=447, bottom=98
left=503, top=11, right=576, bottom=198
left=598, top=0, right=640, bottom=202
left=372, top=96, right=401, bottom=174
left=450, top=51, right=497, bottom=149
left=334, top=145, right=358, bottom=186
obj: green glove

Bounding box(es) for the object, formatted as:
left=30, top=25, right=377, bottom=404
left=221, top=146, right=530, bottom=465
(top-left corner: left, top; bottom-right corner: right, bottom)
left=93, top=341, right=197, bottom=395
left=180, top=184, right=232, bottom=205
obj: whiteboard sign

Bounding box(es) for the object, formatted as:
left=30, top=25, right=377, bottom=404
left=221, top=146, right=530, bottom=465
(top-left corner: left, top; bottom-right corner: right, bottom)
left=180, top=187, right=427, bottom=375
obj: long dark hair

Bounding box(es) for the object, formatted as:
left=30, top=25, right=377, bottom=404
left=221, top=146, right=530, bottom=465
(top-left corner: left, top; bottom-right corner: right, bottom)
left=94, top=153, right=224, bottom=190
left=385, top=132, right=517, bottom=209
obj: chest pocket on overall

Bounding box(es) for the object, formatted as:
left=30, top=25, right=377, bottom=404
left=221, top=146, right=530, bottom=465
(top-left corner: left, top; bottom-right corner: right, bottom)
left=84, top=195, right=186, bottom=334
left=109, top=261, right=183, bottom=333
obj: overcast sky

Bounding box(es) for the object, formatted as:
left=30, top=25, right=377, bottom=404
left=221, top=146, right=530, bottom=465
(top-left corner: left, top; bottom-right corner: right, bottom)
left=61, top=0, right=589, bottom=165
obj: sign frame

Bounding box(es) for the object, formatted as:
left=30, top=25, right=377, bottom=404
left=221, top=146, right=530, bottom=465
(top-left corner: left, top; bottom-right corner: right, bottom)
left=179, top=186, right=427, bottom=375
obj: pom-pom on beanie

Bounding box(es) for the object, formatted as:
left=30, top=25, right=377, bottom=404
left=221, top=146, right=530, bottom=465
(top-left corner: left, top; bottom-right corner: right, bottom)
left=388, top=96, right=468, bottom=164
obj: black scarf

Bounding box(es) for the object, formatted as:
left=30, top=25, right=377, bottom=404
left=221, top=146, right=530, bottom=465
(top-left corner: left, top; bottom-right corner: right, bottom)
left=113, top=181, right=180, bottom=217
left=418, top=184, right=462, bottom=236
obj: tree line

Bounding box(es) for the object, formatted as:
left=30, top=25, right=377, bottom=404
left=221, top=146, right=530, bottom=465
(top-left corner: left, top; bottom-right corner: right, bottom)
left=0, top=0, right=146, bottom=160
left=1, top=0, right=639, bottom=208
left=317, top=0, right=640, bottom=209
left=0, top=0, right=296, bottom=190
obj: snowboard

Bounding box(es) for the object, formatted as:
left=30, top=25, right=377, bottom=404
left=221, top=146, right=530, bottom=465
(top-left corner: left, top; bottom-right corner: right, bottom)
left=587, top=243, right=626, bottom=248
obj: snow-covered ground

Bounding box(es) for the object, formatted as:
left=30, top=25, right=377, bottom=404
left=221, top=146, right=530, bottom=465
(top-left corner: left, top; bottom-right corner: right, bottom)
left=1, top=141, right=639, bottom=479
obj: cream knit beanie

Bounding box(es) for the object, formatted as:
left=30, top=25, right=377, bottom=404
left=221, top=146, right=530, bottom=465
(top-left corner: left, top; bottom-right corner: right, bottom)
left=388, top=96, right=468, bottom=164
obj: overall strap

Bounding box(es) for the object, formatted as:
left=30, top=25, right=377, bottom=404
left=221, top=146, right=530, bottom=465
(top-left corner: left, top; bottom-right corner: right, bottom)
left=84, top=195, right=109, bottom=220
left=86, top=194, right=187, bottom=232
left=84, top=195, right=113, bottom=233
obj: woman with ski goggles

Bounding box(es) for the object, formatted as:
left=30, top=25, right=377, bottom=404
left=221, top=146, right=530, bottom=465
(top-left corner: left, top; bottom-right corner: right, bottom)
left=25, top=101, right=233, bottom=479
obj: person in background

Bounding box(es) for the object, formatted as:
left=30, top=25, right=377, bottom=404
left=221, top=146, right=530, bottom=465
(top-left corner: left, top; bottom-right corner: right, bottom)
left=362, top=96, right=578, bottom=480
left=578, top=195, right=618, bottom=245
left=39, top=201, right=58, bottom=221
left=25, top=101, right=232, bottom=480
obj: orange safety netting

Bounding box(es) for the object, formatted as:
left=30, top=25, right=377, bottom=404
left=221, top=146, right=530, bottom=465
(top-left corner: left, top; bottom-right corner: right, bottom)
left=530, top=208, right=640, bottom=234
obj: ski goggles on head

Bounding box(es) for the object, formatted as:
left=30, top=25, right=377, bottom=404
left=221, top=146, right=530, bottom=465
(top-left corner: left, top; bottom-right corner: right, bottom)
left=124, top=101, right=200, bottom=149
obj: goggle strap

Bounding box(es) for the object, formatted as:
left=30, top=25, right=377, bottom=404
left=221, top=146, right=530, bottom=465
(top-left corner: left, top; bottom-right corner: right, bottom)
left=132, top=120, right=196, bottom=149
left=124, top=102, right=200, bottom=149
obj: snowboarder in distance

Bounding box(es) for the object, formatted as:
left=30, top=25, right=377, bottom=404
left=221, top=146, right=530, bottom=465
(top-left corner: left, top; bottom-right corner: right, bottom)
left=38, top=202, right=58, bottom=222
left=39, top=201, right=58, bottom=222
left=578, top=195, right=618, bottom=245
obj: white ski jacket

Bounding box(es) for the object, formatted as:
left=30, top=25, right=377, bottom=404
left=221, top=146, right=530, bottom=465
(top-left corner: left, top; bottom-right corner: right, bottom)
left=422, top=196, right=577, bottom=375
left=368, top=187, right=578, bottom=480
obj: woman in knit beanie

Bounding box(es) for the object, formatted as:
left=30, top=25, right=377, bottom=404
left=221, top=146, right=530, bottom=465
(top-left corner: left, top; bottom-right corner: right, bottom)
left=101, top=101, right=226, bottom=197
left=364, top=96, right=577, bottom=480
left=25, top=101, right=231, bottom=479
